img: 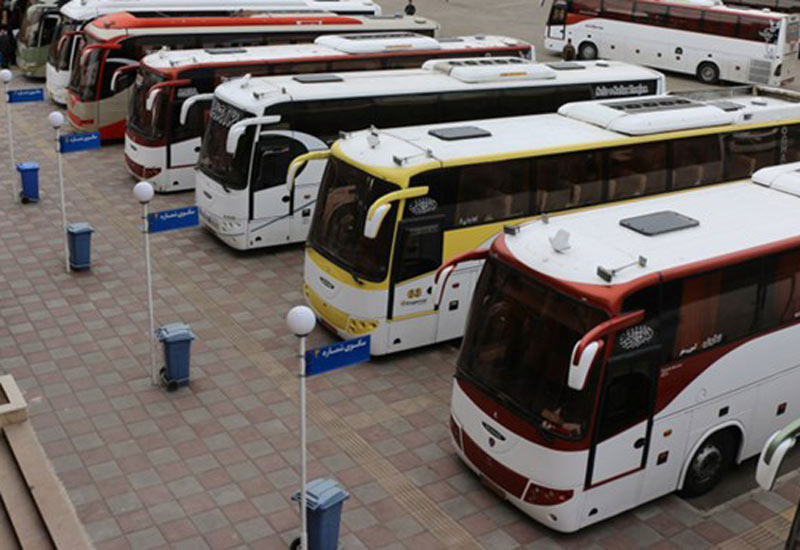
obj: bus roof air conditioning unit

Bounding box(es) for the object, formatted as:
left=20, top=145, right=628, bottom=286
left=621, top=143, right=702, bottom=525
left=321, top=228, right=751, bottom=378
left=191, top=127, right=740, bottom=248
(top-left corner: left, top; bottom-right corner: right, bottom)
left=423, top=57, right=556, bottom=83
left=315, top=32, right=440, bottom=53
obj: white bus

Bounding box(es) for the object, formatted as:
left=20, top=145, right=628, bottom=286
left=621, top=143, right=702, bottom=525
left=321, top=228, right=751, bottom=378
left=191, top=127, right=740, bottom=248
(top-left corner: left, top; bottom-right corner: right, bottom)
left=544, top=0, right=799, bottom=86
left=44, top=0, right=382, bottom=104
left=450, top=161, right=800, bottom=532
left=196, top=59, right=664, bottom=250
left=124, top=33, right=534, bottom=192
left=301, top=86, right=800, bottom=355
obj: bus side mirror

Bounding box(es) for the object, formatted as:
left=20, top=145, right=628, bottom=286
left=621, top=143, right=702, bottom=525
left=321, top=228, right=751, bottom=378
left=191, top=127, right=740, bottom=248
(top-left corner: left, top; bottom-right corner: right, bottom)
left=756, top=417, right=800, bottom=491
left=110, top=64, right=138, bottom=93
left=362, top=186, right=430, bottom=240
left=285, top=149, right=330, bottom=193
left=568, top=340, right=603, bottom=391
left=225, top=115, right=281, bottom=155
left=364, top=204, right=392, bottom=239
left=179, top=92, right=214, bottom=125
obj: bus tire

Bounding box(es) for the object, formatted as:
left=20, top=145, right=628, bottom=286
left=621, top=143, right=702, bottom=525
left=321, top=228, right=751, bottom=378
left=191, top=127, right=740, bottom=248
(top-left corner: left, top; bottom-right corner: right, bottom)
left=679, top=431, right=733, bottom=497
left=578, top=41, right=598, bottom=60
left=697, top=62, right=720, bottom=84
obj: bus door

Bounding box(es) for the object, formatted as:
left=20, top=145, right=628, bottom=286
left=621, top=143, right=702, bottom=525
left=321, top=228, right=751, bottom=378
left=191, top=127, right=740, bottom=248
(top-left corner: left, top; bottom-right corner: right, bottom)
left=583, top=344, right=659, bottom=517
left=389, top=216, right=445, bottom=343
left=547, top=1, right=568, bottom=40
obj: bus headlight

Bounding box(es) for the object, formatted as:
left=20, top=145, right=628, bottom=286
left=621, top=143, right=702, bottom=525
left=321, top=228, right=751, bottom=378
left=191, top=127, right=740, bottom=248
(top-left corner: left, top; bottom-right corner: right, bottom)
left=219, top=219, right=244, bottom=234
left=775, top=63, right=782, bottom=77
left=523, top=482, right=574, bottom=506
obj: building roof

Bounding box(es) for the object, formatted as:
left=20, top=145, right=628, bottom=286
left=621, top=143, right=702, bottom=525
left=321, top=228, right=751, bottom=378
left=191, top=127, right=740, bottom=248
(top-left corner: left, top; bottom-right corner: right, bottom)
left=216, top=59, right=663, bottom=115
left=502, top=163, right=800, bottom=288
left=141, top=33, right=531, bottom=72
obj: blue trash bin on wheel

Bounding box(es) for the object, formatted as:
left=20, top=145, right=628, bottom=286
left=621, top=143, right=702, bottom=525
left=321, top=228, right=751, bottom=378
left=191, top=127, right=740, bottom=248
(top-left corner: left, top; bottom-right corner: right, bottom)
left=291, top=478, right=350, bottom=550
left=16, top=162, right=39, bottom=203
left=66, top=222, right=94, bottom=270
left=156, top=322, right=195, bottom=391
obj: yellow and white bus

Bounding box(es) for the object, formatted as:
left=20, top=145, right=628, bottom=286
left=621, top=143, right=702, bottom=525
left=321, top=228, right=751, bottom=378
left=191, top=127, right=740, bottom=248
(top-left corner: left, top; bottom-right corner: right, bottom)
left=301, top=86, right=800, bottom=355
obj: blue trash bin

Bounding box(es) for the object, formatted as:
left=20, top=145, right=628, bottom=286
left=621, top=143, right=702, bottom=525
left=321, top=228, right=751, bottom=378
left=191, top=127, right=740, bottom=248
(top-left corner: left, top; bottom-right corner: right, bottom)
left=66, top=222, right=94, bottom=270
left=291, top=478, right=350, bottom=550
left=16, top=162, right=39, bottom=203
left=155, top=322, right=195, bottom=391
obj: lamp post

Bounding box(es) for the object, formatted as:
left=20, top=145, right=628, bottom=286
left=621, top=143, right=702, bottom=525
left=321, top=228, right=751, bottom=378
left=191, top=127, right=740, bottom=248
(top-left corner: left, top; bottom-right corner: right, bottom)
left=1, top=69, right=15, bottom=203
left=286, top=305, right=316, bottom=550
left=133, top=181, right=157, bottom=386
left=48, top=111, right=70, bottom=273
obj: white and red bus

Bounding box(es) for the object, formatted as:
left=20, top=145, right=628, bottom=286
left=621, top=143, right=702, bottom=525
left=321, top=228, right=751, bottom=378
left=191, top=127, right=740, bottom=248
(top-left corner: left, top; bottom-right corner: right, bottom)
left=450, top=161, right=800, bottom=532
left=45, top=0, right=383, bottom=104
left=65, top=11, right=439, bottom=140
left=544, top=0, right=799, bottom=85
left=124, top=33, right=534, bottom=192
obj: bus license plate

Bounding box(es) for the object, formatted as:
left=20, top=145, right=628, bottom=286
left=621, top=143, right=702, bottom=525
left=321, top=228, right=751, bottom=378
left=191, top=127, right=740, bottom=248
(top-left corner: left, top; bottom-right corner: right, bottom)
left=480, top=474, right=507, bottom=501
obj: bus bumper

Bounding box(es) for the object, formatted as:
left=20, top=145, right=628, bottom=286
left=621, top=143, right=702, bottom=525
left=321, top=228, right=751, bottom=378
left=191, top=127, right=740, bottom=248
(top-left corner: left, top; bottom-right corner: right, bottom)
left=124, top=133, right=168, bottom=190
left=197, top=207, right=248, bottom=250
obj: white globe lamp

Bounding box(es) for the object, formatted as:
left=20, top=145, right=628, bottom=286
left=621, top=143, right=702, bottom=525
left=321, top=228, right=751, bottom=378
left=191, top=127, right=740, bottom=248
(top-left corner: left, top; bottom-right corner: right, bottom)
left=0, top=69, right=11, bottom=85
left=48, top=111, right=64, bottom=129
left=286, top=306, right=316, bottom=337
left=133, top=181, right=155, bottom=204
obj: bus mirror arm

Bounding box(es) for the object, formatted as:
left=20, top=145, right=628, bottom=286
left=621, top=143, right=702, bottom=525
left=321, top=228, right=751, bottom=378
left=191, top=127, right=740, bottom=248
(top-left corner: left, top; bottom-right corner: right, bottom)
left=225, top=115, right=282, bottom=155
left=110, top=63, right=139, bottom=93
left=285, top=150, right=331, bottom=193
left=362, top=187, right=429, bottom=240
left=433, top=248, right=490, bottom=308
left=179, top=93, right=214, bottom=125
left=756, top=418, right=800, bottom=491
left=568, top=309, right=645, bottom=391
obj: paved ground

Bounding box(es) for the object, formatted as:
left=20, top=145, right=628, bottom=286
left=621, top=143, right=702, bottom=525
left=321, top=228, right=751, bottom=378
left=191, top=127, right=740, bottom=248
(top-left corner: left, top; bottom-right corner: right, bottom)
left=0, top=2, right=799, bottom=549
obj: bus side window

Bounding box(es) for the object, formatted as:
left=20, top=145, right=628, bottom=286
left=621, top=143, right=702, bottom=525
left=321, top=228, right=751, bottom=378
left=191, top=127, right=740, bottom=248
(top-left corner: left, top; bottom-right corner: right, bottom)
left=607, top=141, right=667, bottom=200
left=440, top=91, right=499, bottom=123
left=535, top=150, right=602, bottom=212
left=405, top=170, right=455, bottom=228
left=40, top=14, right=59, bottom=46
left=671, top=135, right=723, bottom=190
left=724, top=129, right=779, bottom=180
left=601, top=0, right=633, bottom=22
left=452, top=160, right=531, bottom=227
left=759, top=248, right=800, bottom=330
left=780, top=124, right=800, bottom=164
left=251, top=136, right=307, bottom=193
left=633, top=2, right=668, bottom=26
left=573, top=0, right=601, bottom=15
left=373, top=93, right=440, bottom=128
left=661, top=260, right=760, bottom=360
left=393, top=216, right=445, bottom=283
left=739, top=15, right=776, bottom=42
left=667, top=7, right=702, bottom=32
left=499, top=87, right=555, bottom=117
left=702, top=11, right=739, bottom=38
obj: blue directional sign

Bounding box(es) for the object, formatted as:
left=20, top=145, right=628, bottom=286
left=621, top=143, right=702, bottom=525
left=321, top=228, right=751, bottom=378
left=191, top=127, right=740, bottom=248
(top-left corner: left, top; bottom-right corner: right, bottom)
left=59, top=132, right=101, bottom=154
left=7, top=88, right=45, bottom=103
left=305, top=335, right=370, bottom=377
left=147, top=206, right=199, bottom=233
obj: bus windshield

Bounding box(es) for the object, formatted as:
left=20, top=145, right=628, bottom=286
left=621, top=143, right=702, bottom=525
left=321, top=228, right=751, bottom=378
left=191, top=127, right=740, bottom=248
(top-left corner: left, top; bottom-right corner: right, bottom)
left=128, top=70, right=168, bottom=141
left=68, top=45, right=103, bottom=101
left=49, top=21, right=81, bottom=70
left=308, top=158, right=399, bottom=283
left=457, top=256, right=608, bottom=439
left=198, top=100, right=253, bottom=190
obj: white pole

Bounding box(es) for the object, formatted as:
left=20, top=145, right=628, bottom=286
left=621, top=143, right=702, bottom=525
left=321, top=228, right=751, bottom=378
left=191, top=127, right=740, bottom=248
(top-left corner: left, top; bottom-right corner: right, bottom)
left=3, top=81, right=15, bottom=203
left=299, top=334, right=308, bottom=550
left=56, top=128, right=69, bottom=273
left=143, top=201, right=157, bottom=386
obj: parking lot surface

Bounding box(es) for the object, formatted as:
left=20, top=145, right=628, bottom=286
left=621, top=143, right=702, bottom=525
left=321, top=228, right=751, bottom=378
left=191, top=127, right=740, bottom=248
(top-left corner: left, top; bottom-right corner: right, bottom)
left=1, top=1, right=800, bottom=548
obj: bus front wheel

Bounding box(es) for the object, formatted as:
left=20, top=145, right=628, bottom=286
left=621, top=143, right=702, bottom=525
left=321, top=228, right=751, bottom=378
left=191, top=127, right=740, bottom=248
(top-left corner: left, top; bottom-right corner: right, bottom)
left=578, top=42, right=598, bottom=60
left=697, top=62, right=720, bottom=84
left=680, top=431, right=733, bottom=497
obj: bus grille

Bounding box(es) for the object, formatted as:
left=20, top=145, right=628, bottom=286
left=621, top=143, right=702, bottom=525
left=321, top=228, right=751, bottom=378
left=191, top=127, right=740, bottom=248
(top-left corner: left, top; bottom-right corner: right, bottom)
left=748, top=59, right=772, bottom=85
left=462, top=430, right=528, bottom=499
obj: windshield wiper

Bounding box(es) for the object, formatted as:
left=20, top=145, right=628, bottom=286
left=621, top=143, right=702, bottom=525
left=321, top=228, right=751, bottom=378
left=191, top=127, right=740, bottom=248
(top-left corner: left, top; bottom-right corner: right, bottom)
left=351, top=272, right=364, bottom=286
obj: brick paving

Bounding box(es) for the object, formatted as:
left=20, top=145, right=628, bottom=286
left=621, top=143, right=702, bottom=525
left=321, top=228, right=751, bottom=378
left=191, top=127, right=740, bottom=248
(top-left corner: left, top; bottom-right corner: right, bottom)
left=0, top=2, right=799, bottom=548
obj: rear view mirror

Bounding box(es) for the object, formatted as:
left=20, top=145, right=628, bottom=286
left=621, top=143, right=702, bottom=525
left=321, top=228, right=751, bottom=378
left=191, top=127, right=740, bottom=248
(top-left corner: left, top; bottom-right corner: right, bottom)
left=568, top=340, right=602, bottom=391
left=225, top=115, right=281, bottom=155
left=364, top=204, right=392, bottom=239
left=362, top=186, right=430, bottom=240
left=757, top=417, right=800, bottom=491
left=179, top=92, right=214, bottom=125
